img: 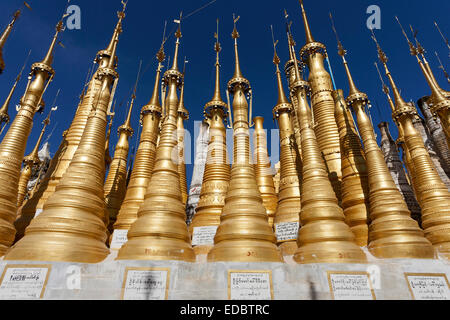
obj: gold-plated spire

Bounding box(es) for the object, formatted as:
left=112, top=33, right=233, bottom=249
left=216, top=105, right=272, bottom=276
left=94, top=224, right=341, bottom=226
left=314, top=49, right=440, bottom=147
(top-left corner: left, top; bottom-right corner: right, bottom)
left=298, top=0, right=314, bottom=44
left=231, top=14, right=245, bottom=81
left=298, top=2, right=342, bottom=203
left=190, top=23, right=231, bottom=257
left=112, top=38, right=165, bottom=244
left=0, top=8, right=67, bottom=257
left=0, top=10, right=21, bottom=74
left=18, top=9, right=124, bottom=236
left=271, top=30, right=301, bottom=256
left=207, top=17, right=282, bottom=263
left=117, top=19, right=195, bottom=261
left=5, top=4, right=126, bottom=262
left=371, top=30, right=450, bottom=259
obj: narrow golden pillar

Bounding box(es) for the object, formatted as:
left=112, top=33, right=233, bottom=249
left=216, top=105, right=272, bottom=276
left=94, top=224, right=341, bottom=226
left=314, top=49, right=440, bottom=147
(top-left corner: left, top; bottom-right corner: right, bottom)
left=372, top=33, right=450, bottom=258
left=17, top=109, right=54, bottom=207
left=333, top=89, right=370, bottom=246
left=5, top=6, right=126, bottom=262
left=117, top=23, right=195, bottom=262
left=0, top=14, right=64, bottom=256
left=253, top=117, right=278, bottom=227
left=104, top=96, right=135, bottom=234
left=207, top=17, right=282, bottom=263
left=291, top=56, right=366, bottom=264
left=0, top=10, right=20, bottom=74
left=112, top=49, right=164, bottom=242
left=177, top=79, right=189, bottom=206
left=189, top=31, right=231, bottom=256
left=271, top=41, right=301, bottom=256
left=298, top=0, right=342, bottom=201
left=337, top=34, right=434, bottom=259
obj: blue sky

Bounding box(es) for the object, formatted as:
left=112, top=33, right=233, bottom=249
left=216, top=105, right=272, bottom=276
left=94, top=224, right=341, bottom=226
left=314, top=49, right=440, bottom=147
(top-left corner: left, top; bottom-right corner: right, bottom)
left=1, top=0, right=449, bottom=187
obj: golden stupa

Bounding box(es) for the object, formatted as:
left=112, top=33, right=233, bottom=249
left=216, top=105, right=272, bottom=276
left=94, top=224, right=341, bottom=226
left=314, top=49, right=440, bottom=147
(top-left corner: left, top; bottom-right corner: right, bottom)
left=5, top=4, right=127, bottom=262
left=0, top=11, right=65, bottom=256
left=335, top=29, right=434, bottom=259
left=372, top=31, right=450, bottom=258
left=189, top=25, right=231, bottom=256
left=117, top=21, right=195, bottom=262
left=271, top=32, right=301, bottom=256
left=207, top=16, right=282, bottom=263
left=297, top=0, right=342, bottom=201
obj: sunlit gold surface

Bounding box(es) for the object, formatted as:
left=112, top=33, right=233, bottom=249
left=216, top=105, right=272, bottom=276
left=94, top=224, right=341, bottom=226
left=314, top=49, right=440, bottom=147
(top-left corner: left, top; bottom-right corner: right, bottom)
left=112, top=58, right=162, bottom=238
left=0, top=16, right=63, bottom=256
left=207, top=20, right=282, bottom=263
left=117, top=25, right=195, bottom=262
left=374, top=43, right=450, bottom=258
left=333, top=89, right=369, bottom=246
left=291, top=62, right=366, bottom=264
left=340, top=39, right=434, bottom=259
left=298, top=1, right=342, bottom=202
left=253, top=117, right=277, bottom=227
left=104, top=97, right=134, bottom=234
left=177, top=81, right=189, bottom=206
left=4, top=8, right=127, bottom=262
left=189, top=36, right=230, bottom=256
left=271, top=48, right=301, bottom=256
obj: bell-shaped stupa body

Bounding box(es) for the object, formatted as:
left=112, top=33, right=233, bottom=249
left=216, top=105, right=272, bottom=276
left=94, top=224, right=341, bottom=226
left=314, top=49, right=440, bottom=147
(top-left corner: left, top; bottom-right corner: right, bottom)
left=0, top=13, right=64, bottom=256
left=297, top=1, right=342, bottom=202
left=190, top=37, right=231, bottom=256
left=104, top=98, right=134, bottom=234
left=117, top=26, right=195, bottom=261
left=332, top=89, right=370, bottom=246
left=271, top=48, right=301, bottom=257
left=111, top=51, right=164, bottom=247
left=207, top=21, right=282, bottom=263
left=340, top=39, right=434, bottom=259
left=253, top=117, right=278, bottom=228
left=5, top=7, right=126, bottom=262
